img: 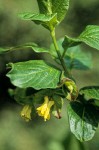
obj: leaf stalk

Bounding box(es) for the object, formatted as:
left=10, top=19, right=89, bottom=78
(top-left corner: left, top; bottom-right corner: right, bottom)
left=50, top=29, right=70, bottom=77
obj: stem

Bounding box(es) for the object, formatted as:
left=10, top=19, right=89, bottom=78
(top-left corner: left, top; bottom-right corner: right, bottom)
left=50, top=29, right=70, bottom=77
left=61, top=47, right=67, bottom=59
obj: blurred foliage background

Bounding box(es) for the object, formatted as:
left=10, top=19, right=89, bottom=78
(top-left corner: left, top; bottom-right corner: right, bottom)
left=0, top=0, right=99, bottom=150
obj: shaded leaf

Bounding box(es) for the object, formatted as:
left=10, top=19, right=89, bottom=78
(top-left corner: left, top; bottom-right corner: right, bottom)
left=0, top=47, right=12, bottom=54
left=6, top=60, right=61, bottom=90
left=62, top=35, right=81, bottom=48
left=33, top=88, right=64, bottom=105
left=52, top=95, right=63, bottom=119
left=33, top=89, right=53, bottom=104
left=54, top=88, right=65, bottom=98
left=14, top=88, right=34, bottom=105
left=68, top=102, right=99, bottom=141
left=52, top=95, right=63, bottom=109
left=50, top=39, right=92, bottom=70
left=64, top=46, right=92, bottom=70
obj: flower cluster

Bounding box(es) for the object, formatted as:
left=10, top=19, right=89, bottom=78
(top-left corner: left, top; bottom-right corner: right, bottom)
left=20, top=96, right=54, bottom=122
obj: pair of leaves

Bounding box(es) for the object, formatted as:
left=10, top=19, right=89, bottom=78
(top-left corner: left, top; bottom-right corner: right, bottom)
left=19, top=0, right=69, bottom=30
left=68, top=86, right=99, bottom=141
left=6, top=60, right=61, bottom=90
left=63, top=25, right=99, bottom=51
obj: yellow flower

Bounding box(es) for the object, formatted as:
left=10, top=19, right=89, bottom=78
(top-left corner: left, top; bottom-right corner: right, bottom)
left=37, top=96, right=54, bottom=121
left=20, top=105, right=32, bottom=122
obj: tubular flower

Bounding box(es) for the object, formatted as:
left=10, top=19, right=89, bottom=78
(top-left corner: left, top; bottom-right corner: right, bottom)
left=20, top=105, right=32, bottom=122
left=37, top=96, right=54, bottom=121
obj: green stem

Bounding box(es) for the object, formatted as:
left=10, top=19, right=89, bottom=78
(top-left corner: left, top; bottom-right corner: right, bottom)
left=61, top=47, right=68, bottom=59
left=50, top=29, right=70, bottom=77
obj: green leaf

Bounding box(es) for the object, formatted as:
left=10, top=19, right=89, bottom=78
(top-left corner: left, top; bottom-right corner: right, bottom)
left=79, top=86, right=99, bottom=107
left=62, top=35, right=81, bottom=48
left=19, top=42, right=50, bottom=53
left=19, top=12, right=54, bottom=22
left=52, top=95, right=63, bottom=109
left=0, top=43, right=49, bottom=54
left=50, top=39, right=92, bottom=70
left=0, top=47, right=12, bottom=54
left=68, top=102, right=99, bottom=141
left=52, top=95, right=63, bottom=119
left=78, top=25, right=99, bottom=50
left=37, top=0, right=69, bottom=23
left=80, top=86, right=99, bottom=100
left=14, top=88, right=34, bottom=105
left=64, top=46, right=92, bottom=70
left=33, top=89, right=54, bottom=104
left=6, top=60, right=61, bottom=90
left=19, top=12, right=57, bottom=30
left=37, top=0, right=52, bottom=15
left=52, top=0, right=69, bottom=22
left=63, top=25, right=99, bottom=51
left=54, top=88, right=65, bottom=98
left=33, top=88, right=64, bottom=104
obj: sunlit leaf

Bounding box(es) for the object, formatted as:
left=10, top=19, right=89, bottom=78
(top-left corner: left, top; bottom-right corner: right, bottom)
left=37, top=0, right=69, bottom=23
left=63, top=25, right=99, bottom=50
left=79, top=25, right=99, bottom=50
left=64, top=46, right=92, bottom=70
left=19, top=12, right=57, bottom=30
left=6, top=60, right=61, bottom=90
left=52, top=0, right=69, bottom=22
